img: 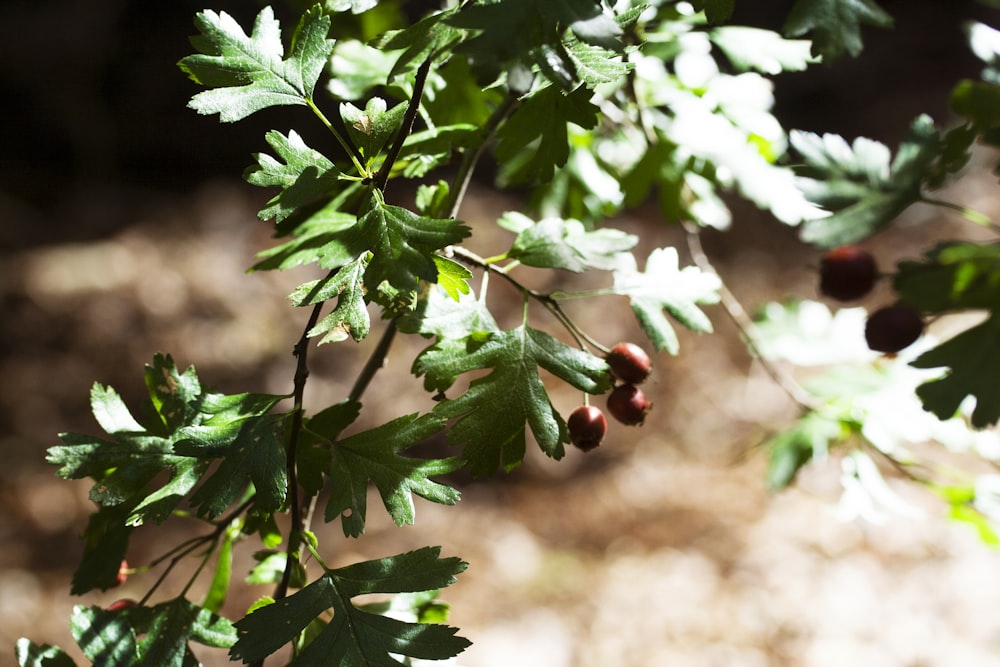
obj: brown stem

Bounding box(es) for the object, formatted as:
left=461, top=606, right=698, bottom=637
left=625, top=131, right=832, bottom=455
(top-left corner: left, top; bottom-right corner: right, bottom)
left=350, top=318, right=399, bottom=403
left=273, top=299, right=325, bottom=605
left=449, top=246, right=610, bottom=354
left=141, top=497, right=254, bottom=607
left=446, top=91, right=519, bottom=219
left=373, top=56, right=433, bottom=192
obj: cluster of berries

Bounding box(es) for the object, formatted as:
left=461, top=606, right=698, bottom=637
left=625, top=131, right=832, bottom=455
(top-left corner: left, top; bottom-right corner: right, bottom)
left=819, top=245, right=924, bottom=354
left=568, top=342, right=653, bottom=452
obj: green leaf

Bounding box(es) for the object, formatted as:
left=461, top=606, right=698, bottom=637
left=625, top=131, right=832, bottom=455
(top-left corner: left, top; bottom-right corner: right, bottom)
left=793, top=115, right=940, bottom=248
left=291, top=255, right=372, bottom=343
left=245, top=130, right=342, bottom=223
left=358, top=191, right=472, bottom=297
left=50, top=356, right=289, bottom=592
left=397, top=284, right=499, bottom=341
left=415, top=326, right=611, bottom=475
left=341, top=97, right=408, bottom=161
left=326, top=0, right=379, bottom=16
left=783, top=0, right=893, bottom=62
left=298, top=400, right=364, bottom=495
left=132, top=599, right=238, bottom=663
left=912, top=314, right=1000, bottom=428
left=15, top=640, right=77, bottom=667
left=180, top=412, right=289, bottom=518
left=143, top=353, right=204, bottom=433
left=374, top=7, right=463, bottom=79
left=396, top=124, right=480, bottom=178
left=324, top=413, right=459, bottom=537
left=894, top=242, right=1000, bottom=312
left=951, top=79, right=1000, bottom=133
left=202, top=531, right=234, bottom=613
left=179, top=6, right=335, bottom=122
left=252, top=206, right=364, bottom=272
left=612, top=248, right=722, bottom=354
left=69, top=506, right=133, bottom=594
left=70, top=606, right=139, bottom=666
left=448, top=0, right=620, bottom=82
left=711, top=26, right=816, bottom=74
left=565, top=38, right=632, bottom=87
left=71, top=599, right=237, bottom=666
left=495, top=85, right=600, bottom=184
left=766, top=411, right=846, bottom=490
left=691, top=0, right=735, bottom=23
left=433, top=256, right=473, bottom=301
left=500, top=212, right=637, bottom=272
left=230, top=548, right=470, bottom=665
left=326, top=39, right=399, bottom=100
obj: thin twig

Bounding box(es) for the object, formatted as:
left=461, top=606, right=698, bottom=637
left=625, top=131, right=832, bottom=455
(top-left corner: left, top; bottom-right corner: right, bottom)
left=140, top=496, right=254, bottom=606
left=446, top=91, right=520, bottom=219
left=681, top=220, right=820, bottom=411
left=274, top=299, right=326, bottom=604
left=349, top=318, right=399, bottom=403
left=449, top=246, right=610, bottom=354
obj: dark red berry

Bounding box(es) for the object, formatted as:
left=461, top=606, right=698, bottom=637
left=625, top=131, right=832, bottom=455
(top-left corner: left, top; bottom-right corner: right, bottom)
left=865, top=304, right=924, bottom=353
left=606, top=342, right=652, bottom=385
left=819, top=245, right=879, bottom=301
left=606, top=384, right=651, bottom=426
left=567, top=405, right=607, bottom=451
left=106, top=598, right=138, bottom=612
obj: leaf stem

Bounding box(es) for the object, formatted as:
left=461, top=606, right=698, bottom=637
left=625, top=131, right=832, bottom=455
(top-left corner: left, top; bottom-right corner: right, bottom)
left=450, top=246, right=610, bottom=354
left=920, top=196, right=1000, bottom=232
left=307, top=97, right=367, bottom=177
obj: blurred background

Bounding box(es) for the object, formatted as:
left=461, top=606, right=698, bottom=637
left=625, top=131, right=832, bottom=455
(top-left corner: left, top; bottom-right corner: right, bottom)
left=2, top=1, right=1000, bottom=665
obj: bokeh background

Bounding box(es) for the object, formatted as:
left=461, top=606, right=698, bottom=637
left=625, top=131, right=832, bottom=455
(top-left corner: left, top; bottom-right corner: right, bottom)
left=3, top=1, right=1000, bottom=665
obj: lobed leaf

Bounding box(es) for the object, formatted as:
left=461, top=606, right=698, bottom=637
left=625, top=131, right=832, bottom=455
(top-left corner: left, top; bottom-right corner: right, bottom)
left=324, top=413, right=460, bottom=537
left=178, top=6, right=335, bottom=122
left=245, top=130, right=342, bottom=223
left=612, top=248, right=722, bottom=354
left=500, top=212, right=637, bottom=272
left=711, top=26, right=816, bottom=74
left=14, top=639, right=77, bottom=667
left=49, top=356, right=290, bottom=592
left=414, top=326, right=611, bottom=475
left=913, top=314, right=1000, bottom=427
left=793, top=115, right=940, bottom=247
left=495, top=85, right=600, bottom=184
left=783, top=0, right=893, bottom=62
left=230, top=548, right=470, bottom=665
left=894, top=242, right=1000, bottom=313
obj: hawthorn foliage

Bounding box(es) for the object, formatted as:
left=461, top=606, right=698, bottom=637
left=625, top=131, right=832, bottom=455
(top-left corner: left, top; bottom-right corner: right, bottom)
left=17, top=1, right=1000, bottom=665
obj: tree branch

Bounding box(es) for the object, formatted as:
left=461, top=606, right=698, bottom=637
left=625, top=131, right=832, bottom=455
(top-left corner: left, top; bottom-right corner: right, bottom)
left=373, top=57, right=433, bottom=191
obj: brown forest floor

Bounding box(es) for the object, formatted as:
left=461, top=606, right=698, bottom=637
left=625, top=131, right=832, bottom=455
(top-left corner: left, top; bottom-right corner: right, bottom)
left=3, top=169, right=1000, bottom=666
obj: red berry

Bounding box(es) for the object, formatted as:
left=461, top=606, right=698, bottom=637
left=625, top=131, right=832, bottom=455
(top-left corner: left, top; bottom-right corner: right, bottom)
left=819, top=245, right=879, bottom=301
left=106, top=598, right=138, bottom=612
left=865, top=304, right=924, bottom=353
left=606, top=342, right=652, bottom=385
left=567, top=405, right=607, bottom=451
left=115, top=559, right=129, bottom=587
left=606, top=384, right=651, bottom=426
